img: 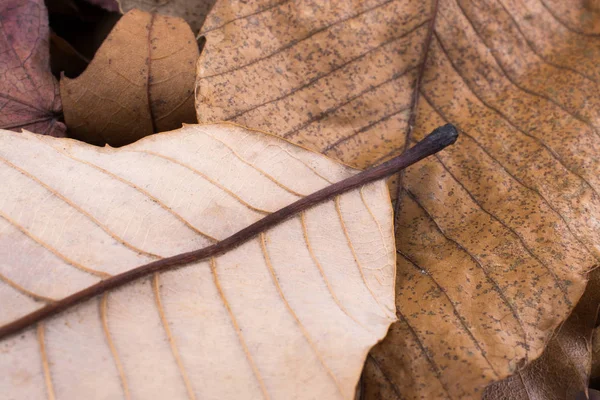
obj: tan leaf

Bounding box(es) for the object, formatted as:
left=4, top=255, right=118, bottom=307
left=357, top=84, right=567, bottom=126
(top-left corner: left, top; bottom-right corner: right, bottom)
left=0, top=123, right=397, bottom=399
left=482, top=268, right=600, bottom=400
left=195, top=0, right=600, bottom=397
left=60, top=9, right=198, bottom=147
left=117, top=0, right=216, bottom=34
left=0, top=0, right=66, bottom=137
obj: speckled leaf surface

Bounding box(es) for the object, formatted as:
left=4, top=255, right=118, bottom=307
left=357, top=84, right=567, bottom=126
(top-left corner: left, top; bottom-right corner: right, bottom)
left=483, top=268, right=600, bottom=400
left=0, top=123, right=396, bottom=399
left=196, top=0, right=600, bottom=397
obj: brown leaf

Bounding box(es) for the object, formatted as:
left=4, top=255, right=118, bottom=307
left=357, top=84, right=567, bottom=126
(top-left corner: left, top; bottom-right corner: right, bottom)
left=0, top=0, right=66, bottom=137
left=482, top=268, right=600, bottom=400
left=196, top=0, right=600, bottom=397
left=0, top=123, right=398, bottom=399
left=60, top=9, right=198, bottom=146
left=117, top=0, right=217, bottom=34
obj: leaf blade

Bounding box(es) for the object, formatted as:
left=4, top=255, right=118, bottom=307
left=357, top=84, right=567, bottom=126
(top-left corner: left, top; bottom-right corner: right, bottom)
left=60, top=10, right=198, bottom=147
left=195, top=0, right=600, bottom=397
left=0, top=123, right=401, bottom=399
left=0, top=0, right=66, bottom=137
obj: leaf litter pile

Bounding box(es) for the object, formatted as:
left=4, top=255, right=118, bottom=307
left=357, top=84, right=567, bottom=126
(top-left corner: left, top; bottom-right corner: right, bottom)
left=1, top=0, right=600, bottom=399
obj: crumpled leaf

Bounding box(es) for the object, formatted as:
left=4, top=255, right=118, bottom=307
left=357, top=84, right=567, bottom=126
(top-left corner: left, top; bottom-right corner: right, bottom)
left=0, top=123, right=396, bottom=399
left=483, top=268, right=600, bottom=400
left=0, top=0, right=66, bottom=137
left=60, top=9, right=198, bottom=147
left=117, top=0, right=216, bottom=35
left=196, top=0, right=600, bottom=397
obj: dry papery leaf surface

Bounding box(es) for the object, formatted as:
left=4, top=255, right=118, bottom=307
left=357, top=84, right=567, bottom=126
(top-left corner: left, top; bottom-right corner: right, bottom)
left=60, top=9, right=198, bottom=147
left=196, top=0, right=600, bottom=397
left=117, top=0, right=216, bottom=34
left=484, top=268, right=600, bottom=400
left=0, top=123, right=396, bottom=399
left=0, top=0, right=66, bottom=137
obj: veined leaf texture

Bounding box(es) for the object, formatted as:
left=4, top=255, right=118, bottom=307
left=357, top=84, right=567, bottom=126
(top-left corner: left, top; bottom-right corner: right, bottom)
left=195, top=0, right=600, bottom=397
left=0, top=124, right=396, bottom=399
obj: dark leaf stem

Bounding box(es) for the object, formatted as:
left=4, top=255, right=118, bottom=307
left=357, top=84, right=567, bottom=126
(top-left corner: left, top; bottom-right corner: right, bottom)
left=0, top=124, right=458, bottom=339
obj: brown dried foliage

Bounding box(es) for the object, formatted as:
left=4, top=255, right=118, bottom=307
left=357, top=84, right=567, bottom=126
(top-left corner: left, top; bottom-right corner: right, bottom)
left=196, top=0, right=600, bottom=397
left=60, top=9, right=198, bottom=146
left=1, top=0, right=600, bottom=396
left=484, top=268, right=600, bottom=400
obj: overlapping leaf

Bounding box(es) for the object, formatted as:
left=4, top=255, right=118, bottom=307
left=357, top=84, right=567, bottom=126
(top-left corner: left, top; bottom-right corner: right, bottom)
left=0, top=0, right=66, bottom=137
left=0, top=123, right=396, bottom=399
left=483, top=268, right=600, bottom=400
left=60, top=9, right=198, bottom=147
left=196, top=0, right=600, bottom=397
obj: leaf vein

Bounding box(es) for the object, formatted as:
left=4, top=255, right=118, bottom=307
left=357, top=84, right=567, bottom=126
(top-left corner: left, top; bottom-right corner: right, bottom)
left=0, top=156, right=162, bottom=259
left=226, top=18, right=429, bottom=121
left=300, top=212, right=371, bottom=333
left=200, top=0, right=396, bottom=80
left=37, top=323, right=56, bottom=400
left=0, top=212, right=109, bottom=278
left=260, top=232, right=344, bottom=397
left=210, top=257, right=270, bottom=399
left=397, top=247, right=500, bottom=378
left=0, top=273, right=55, bottom=303
left=284, top=64, right=419, bottom=139
left=152, top=274, right=196, bottom=400
left=432, top=33, right=600, bottom=199
left=100, top=294, right=131, bottom=400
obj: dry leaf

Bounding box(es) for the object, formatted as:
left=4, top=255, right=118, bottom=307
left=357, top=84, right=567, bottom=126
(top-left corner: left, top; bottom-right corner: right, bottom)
left=196, top=0, right=600, bottom=397
left=195, top=0, right=432, bottom=169
left=483, top=268, right=600, bottom=400
left=117, top=0, right=216, bottom=34
left=0, top=123, right=396, bottom=399
left=0, top=0, right=66, bottom=137
left=60, top=9, right=198, bottom=147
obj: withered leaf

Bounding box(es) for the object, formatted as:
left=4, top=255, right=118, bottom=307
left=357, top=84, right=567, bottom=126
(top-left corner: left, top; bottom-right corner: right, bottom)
left=483, top=268, right=600, bottom=400
left=0, top=0, right=66, bottom=137
left=0, top=123, right=396, bottom=399
left=60, top=9, right=198, bottom=147
left=117, top=0, right=216, bottom=35
left=196, top=0, right=600, bottom=397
